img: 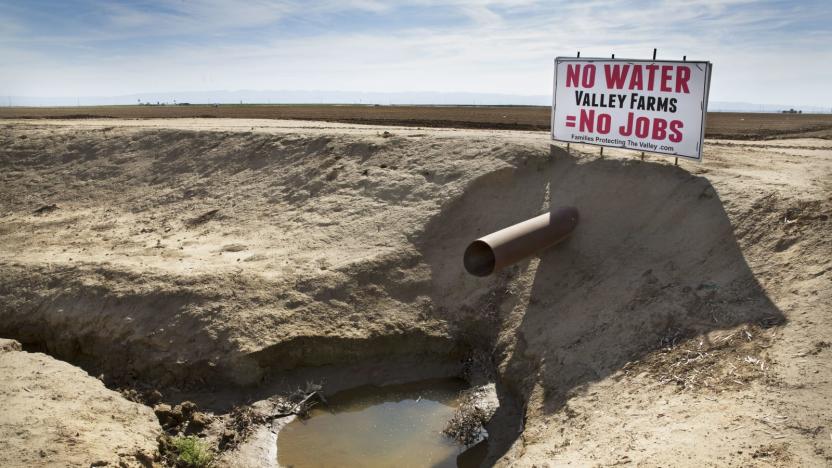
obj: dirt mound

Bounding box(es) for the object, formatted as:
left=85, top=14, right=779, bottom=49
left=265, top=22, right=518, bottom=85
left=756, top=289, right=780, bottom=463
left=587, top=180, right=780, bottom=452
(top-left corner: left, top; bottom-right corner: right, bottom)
left=0, top=124, right=539, bottom=391
left=0, top=120, right=830, bottom=466
left=0, top=339, right=162, bottom=467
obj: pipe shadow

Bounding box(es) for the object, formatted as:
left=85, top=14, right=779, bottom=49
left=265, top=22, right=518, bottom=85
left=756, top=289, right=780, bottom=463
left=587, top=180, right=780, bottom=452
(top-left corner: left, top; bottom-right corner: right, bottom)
left=505, top=148, right=785, bottom=412
left=417, top=146, right=786, bottom=464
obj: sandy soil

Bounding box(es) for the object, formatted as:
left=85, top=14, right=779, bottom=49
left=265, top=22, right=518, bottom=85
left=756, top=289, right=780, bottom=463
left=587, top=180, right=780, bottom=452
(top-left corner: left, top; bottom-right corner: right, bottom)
left=0, top=339, right=161, bottom=467
left=0, top=118, right=830, bottom=467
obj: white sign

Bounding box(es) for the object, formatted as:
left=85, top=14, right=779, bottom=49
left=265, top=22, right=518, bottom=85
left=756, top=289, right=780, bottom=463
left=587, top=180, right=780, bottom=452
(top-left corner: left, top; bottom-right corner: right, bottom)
left=552, top=57, right=712, bottom=161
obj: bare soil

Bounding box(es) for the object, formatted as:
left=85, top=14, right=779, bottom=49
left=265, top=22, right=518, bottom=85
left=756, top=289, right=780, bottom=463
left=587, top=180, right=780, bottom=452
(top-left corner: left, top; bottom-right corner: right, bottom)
left=0, top=118, right=830, bottom=467
left=1, top=106, right=831, bottom=139
left=0, top=339, right=161, bottom=467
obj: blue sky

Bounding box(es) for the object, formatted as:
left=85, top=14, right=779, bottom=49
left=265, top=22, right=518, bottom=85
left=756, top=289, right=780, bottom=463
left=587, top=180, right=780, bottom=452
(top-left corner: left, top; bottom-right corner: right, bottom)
left=1, top=0, right=831, bottom=106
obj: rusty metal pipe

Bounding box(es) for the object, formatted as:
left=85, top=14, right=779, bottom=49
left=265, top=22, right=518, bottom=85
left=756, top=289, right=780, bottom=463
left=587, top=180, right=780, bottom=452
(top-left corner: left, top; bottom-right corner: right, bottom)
left=463, top=207, right=579, bottom=277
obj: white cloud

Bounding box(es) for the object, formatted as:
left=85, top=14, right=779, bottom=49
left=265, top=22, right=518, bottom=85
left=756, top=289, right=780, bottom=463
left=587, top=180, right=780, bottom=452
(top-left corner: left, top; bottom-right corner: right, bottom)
left=0, top=0, right=830, bottom=106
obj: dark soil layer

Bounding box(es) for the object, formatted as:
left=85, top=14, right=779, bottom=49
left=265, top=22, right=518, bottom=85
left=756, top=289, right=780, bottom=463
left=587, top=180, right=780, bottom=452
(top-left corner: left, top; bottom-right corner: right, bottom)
left=1, top=105, right=831, bottom=139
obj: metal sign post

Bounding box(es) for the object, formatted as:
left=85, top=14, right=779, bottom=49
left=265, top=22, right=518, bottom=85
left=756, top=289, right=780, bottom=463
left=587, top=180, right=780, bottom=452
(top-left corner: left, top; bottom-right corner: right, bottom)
left=641, top=48, right=658, bottom=161
left=600, top=52, right=616, bottom=159
left=675, top=54, right=689, bottom=166
left=565, top=50, right=581, bottom=155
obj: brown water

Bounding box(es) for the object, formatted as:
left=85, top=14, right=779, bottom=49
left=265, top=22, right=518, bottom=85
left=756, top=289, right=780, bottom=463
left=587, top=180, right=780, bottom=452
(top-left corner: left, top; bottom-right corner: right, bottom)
left=277, top=378, right=486, bottom=468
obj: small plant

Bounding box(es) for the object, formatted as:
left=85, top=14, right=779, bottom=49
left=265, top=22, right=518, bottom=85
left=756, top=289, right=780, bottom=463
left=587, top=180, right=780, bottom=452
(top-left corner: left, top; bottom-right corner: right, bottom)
left=171, top=435, right=213, bottom=468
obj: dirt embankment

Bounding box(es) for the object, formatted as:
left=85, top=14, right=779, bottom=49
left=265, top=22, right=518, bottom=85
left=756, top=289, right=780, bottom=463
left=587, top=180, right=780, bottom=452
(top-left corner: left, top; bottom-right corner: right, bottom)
left=0, top=120, right=830, bottom=466
left=0, top=338, right=162, bottom=467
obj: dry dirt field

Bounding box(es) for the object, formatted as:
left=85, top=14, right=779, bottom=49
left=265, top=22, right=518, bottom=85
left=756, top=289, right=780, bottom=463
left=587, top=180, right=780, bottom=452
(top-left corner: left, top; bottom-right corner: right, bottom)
left=0, top=117, right=830, bottom=467
left=1, top=105, right=832, bottom=139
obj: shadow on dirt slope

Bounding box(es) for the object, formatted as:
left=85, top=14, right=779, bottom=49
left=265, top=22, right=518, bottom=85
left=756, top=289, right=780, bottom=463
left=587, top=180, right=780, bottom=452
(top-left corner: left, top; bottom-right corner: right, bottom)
left=419, top=145, right=785, bottom=460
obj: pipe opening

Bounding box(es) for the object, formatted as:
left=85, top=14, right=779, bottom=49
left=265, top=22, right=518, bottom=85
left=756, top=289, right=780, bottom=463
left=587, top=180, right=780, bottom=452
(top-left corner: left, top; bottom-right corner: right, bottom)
left=464, top=240, right=495, bottom=277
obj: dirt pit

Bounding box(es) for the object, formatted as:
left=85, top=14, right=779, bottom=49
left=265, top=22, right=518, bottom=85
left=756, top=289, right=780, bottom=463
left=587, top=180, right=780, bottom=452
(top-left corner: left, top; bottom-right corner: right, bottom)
left=0, top=118, right=830, bottom=467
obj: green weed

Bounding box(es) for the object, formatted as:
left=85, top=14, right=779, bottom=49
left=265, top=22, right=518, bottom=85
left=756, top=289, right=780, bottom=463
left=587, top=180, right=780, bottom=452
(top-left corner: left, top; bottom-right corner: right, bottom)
left=171, top=435, right=213, bottom=467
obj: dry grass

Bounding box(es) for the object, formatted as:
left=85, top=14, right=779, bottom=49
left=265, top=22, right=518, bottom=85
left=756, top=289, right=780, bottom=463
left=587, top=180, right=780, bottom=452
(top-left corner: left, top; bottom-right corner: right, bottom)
left=443, top=389, right=489, bottom=446
left=621, top=324, right=779, bottom=392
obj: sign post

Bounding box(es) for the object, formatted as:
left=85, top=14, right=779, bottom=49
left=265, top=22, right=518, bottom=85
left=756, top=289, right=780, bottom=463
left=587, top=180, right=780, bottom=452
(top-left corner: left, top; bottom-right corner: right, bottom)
left=552, top=54, right=712, bottom=162
left=565, top=50, right=581, bottom=155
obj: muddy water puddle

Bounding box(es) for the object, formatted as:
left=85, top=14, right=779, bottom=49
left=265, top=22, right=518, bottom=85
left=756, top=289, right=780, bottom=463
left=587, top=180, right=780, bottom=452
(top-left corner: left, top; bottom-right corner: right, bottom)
left=277, top=378, right=487, bottom=467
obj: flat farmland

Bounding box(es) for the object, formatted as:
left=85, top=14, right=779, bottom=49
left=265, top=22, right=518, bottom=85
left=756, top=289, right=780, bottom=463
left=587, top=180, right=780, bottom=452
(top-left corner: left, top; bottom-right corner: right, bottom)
left=1, top=105, right=831, bottom=139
